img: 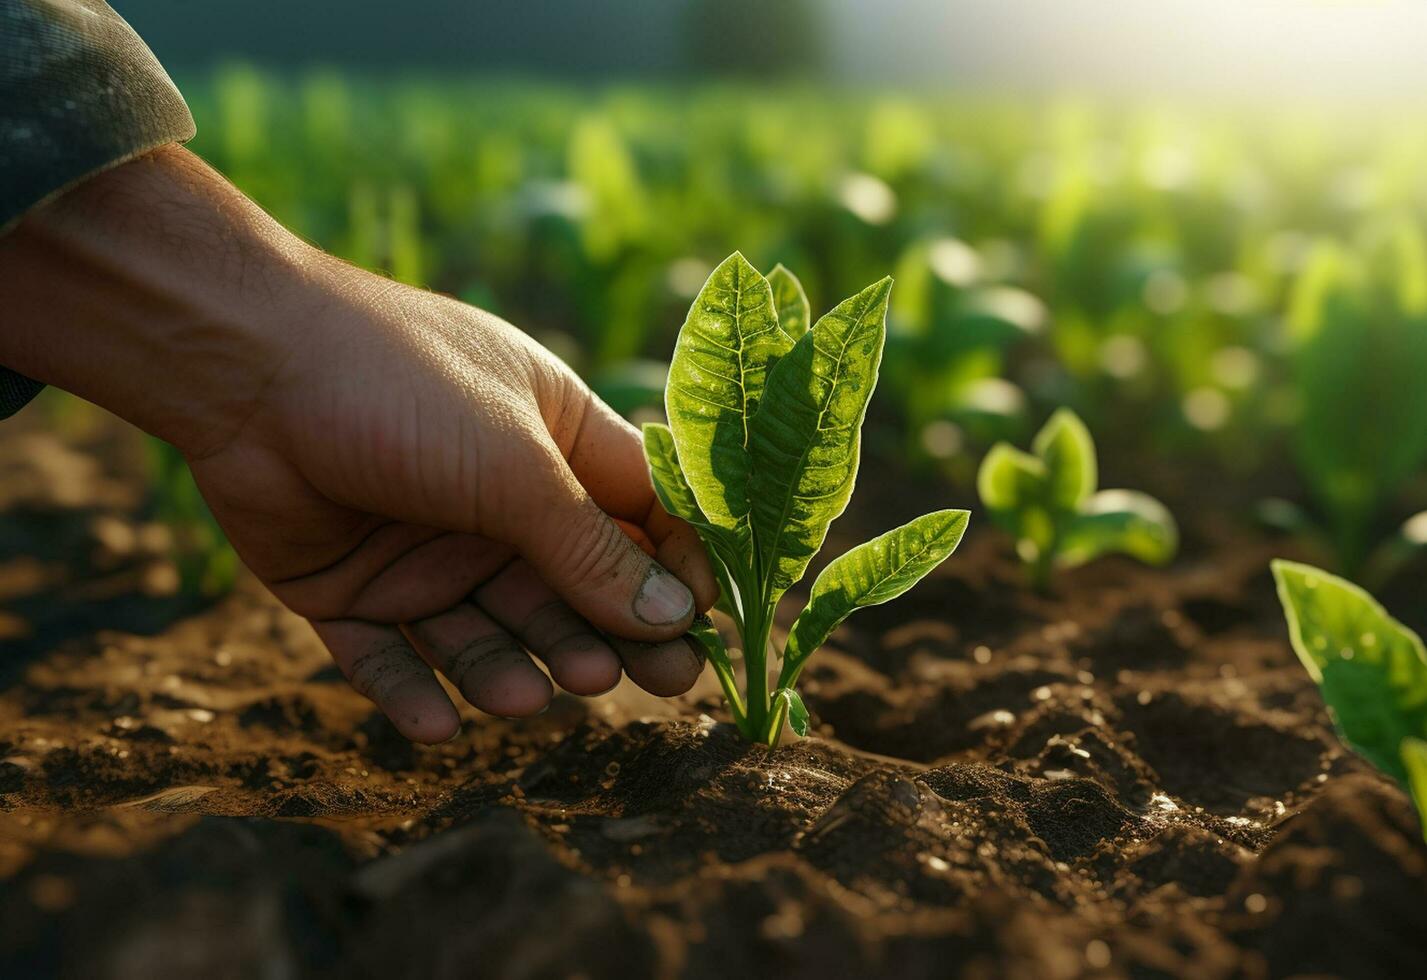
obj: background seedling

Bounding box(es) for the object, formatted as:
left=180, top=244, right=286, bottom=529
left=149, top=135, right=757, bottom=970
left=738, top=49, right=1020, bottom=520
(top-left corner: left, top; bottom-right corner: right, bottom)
left=1278, top=224, right=1427, bottom=579
left=882, top=236, right=1044, bottom=474
left=977, top=408, right=1177, bottom=590
left=644, top=253, right=969, bottom=746
left=1272, top=560, right=1427, bottom=840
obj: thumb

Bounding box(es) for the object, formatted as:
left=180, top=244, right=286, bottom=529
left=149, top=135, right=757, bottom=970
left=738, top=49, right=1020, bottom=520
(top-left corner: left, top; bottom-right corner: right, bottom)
left=512, top=449, right=696, bottom=642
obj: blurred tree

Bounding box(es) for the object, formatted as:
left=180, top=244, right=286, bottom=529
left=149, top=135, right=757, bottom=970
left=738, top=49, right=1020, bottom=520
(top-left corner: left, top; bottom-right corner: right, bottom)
left=681, top=0, right=824, bottom=77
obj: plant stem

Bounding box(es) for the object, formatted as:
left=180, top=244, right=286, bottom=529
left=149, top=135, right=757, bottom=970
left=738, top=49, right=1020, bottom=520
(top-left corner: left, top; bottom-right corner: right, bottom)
left=763, top=696, right=787, bottom=747
left=1029, top=553, right=1052, bottom=594
left=742, top=606, right=771, bottom=736
left=707, top=654, right=746, bottom=729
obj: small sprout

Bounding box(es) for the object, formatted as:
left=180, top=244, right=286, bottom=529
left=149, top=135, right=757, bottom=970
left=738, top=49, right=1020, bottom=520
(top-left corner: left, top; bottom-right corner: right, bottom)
left=977, top=408, right=1177, bottom=590
left=1284, top=225, right=1427, bottom=577
left=1272, top=560, right=1427, bottom=841
left=646, top=252, right=969, bottom=747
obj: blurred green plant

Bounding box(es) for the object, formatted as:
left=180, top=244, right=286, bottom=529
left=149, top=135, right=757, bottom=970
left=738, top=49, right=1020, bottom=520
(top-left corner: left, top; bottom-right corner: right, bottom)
left=36, top=391, right=236, bottom=599
left=1274, top=222, right=1427, bottom=579
left=138, top=69, right=1427, bottom=579
left=884, top=236, right=1043, bottom=474
left=978, top=409, right=1177, bottom=591
left=1273, top=560, right=1427, bottom=841
left=144, top=438, right=238, bottom=597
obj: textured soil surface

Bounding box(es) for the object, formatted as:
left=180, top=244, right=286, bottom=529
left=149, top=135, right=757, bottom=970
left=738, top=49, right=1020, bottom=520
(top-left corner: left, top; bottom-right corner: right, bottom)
left=3, top=402, right=1427, bottom=980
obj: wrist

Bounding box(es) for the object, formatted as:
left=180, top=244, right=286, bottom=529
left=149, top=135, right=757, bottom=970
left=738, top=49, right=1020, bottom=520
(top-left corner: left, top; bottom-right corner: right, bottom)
left=0, top=145, right=319, bottom=457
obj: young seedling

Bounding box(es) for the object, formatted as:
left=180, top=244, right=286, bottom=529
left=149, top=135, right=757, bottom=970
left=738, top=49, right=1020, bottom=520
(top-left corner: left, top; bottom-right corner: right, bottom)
left=977, top=408, right=1177, bottom=590
left=1272, top=560, right=1427, bottom=841
left=643, top=252, right=969, bottom=747
left=1280, top=226, right=1427, bottom=577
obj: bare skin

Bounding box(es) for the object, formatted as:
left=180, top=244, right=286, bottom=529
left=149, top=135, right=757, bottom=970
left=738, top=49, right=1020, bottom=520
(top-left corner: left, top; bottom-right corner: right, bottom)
left=0, top=145, right=718, bottom=742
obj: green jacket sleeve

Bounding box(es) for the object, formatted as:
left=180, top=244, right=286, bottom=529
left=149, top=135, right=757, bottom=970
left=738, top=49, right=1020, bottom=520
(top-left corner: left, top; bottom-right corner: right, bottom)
left=1, top=0, right=196, bottom=418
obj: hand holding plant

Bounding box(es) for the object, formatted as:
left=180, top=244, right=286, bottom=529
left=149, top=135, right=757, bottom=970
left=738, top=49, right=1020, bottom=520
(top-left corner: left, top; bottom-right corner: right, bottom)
left=0, top=145, right=720, bottom=743
left=644, top=253, right=969, bottom=746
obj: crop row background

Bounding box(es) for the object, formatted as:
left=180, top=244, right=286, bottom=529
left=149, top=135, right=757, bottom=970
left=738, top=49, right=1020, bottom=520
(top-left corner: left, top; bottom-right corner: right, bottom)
left=46, top=68, right=1427, bottom=592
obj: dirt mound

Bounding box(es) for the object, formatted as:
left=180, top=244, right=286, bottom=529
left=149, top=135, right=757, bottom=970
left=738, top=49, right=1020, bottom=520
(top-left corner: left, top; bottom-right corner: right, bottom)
left=3, top=410, right=1426, bottom=978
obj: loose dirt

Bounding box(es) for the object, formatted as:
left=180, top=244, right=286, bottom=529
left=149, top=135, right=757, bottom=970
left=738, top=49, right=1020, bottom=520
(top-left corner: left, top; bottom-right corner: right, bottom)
left=2, top=404, right=1425, bottom=979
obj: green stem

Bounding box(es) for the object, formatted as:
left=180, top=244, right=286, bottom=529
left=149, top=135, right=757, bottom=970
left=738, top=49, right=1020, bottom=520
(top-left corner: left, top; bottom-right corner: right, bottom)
left=763, top=694, right=787, bottom=747
left=1333, top=512, right=1371, bottom=581
left=1029, top=552, right=1053, bottom=594
left=708, top=653, right=746, bottom=729
left=742, top=606, right=771, bottom=735
left=1023, top=529, right=1057, bottom=594
left=711, top=560, right=744, bottom=635
left=766, top=638, right=811, bottom=747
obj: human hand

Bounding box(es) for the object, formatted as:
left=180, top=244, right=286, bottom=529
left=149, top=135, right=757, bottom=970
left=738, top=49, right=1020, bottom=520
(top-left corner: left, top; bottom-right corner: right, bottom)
left=191, top=266, right=720, bottom=742
left=0, top=146, right=718, bottom=741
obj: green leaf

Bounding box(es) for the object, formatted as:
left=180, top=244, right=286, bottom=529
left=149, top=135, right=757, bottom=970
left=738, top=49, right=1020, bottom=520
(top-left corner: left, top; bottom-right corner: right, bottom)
left=685, top=615, right=745, bottom=727
left=782, top=510, right=969, bottom=680
left=642, top=421, right=741, bottom=559
left=768, top=263, right=811, bottom=340
left=1032, top=408, right=1097, bottom=510
left=1032, top=408, right=1097, bottom=509
left=642, top=422, right=704, bottom=525
left=977, top=443, right=1046, bottom=515
left=1400, top=737, right=1427, bottom=842
left=1272, top=560, right=1427, bottom=783
left=666, top=252, right=792, bottom=535
left=976, top=443, right=1051, bottom=552
left=1059, top=489, right=1178, bottom=568
left=748, top=278, right=893, bottom=596
left=773, top=687, right=810, bottom=737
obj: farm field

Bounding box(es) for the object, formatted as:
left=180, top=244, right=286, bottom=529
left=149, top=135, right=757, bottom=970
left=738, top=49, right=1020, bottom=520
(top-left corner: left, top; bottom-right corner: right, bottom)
left=4, top=72, right=1427, bottom=977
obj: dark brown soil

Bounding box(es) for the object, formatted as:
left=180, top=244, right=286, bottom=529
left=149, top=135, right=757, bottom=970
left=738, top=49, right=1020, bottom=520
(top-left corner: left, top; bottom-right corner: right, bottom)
left=3, top=402, right=1426, bottom=980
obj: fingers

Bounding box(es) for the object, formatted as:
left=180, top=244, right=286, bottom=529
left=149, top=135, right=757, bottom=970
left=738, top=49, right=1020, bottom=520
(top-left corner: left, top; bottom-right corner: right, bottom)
left=559, top=393, right=720, bottom=612
left=474, top=561, right=624, bottom=694
left=608, top=635, right=707, bottom=698
left=511, top=447, right=697, bottom=642
left=476, top=560, right=708, bottom=698
left=312, top=619, right=459, bottom=743
left=619, top=515, right=720, bottom=617
left=275, top=526, right=517, bottom=625
left=613, top=518, right=656, bottom=556
left=559, top=388, right=663, bottom=523
left=403, top=603, right=553, bottom=718
left=320, top=559, right=707, bottom=745
left=654, top=523, right=720, bottom=613
left=344, top=533, right=516, bottom=623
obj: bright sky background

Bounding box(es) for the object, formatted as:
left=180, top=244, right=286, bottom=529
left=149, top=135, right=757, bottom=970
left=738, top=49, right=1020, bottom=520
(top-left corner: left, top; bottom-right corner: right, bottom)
left=832, top=0, right=1427, bottom=102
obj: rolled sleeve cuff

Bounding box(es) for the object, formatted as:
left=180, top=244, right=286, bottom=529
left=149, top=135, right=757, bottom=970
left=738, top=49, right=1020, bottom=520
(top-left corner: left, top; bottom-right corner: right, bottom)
left=0, top=0, right=197, bottom=418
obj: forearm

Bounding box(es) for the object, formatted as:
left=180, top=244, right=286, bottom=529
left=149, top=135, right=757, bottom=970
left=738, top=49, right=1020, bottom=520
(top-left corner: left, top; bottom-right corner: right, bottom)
left=0, top=146, right=319, bottom=457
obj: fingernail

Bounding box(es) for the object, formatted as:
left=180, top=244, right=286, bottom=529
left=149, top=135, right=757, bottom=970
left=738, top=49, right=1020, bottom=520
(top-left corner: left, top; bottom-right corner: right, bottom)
left=634, top=564, right=693, bottom=626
